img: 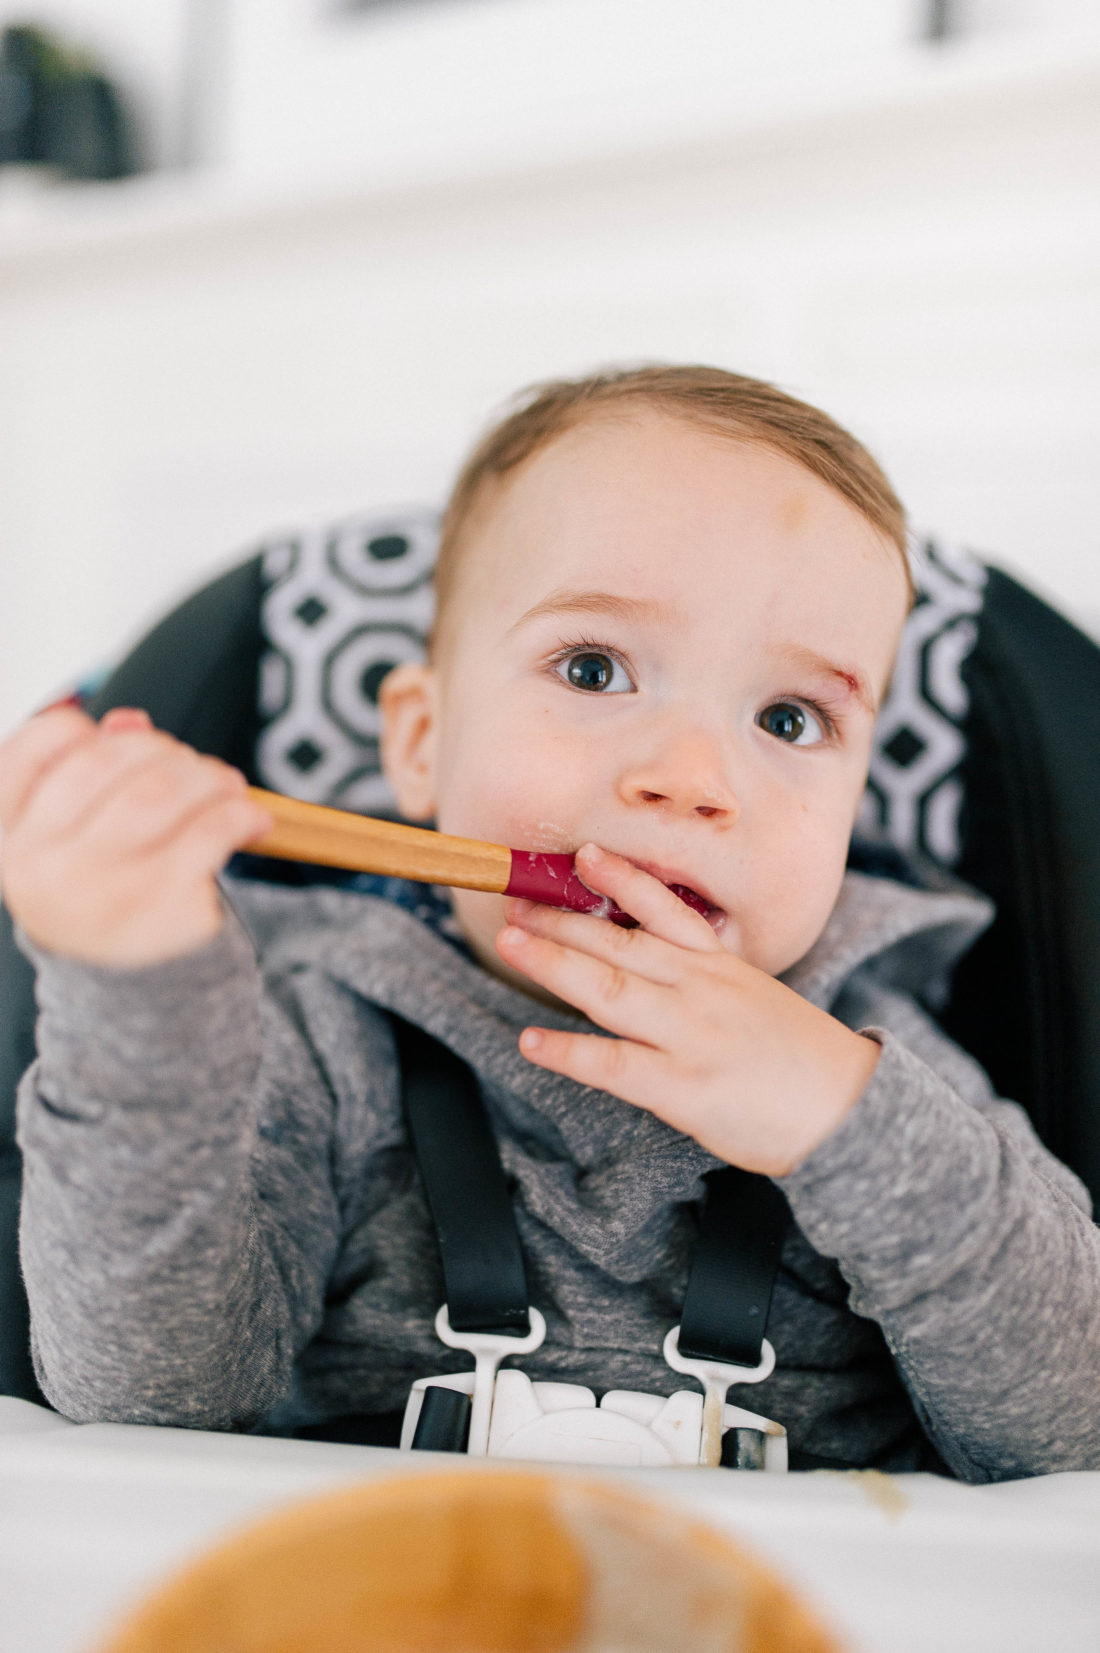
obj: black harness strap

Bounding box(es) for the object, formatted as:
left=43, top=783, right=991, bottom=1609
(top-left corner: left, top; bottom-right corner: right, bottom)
left=394, top=1015, right=787, bottom=1368
left=392, top=1015, right=530, bottom=1337
left=678, top=1166, right=788, bottom=1368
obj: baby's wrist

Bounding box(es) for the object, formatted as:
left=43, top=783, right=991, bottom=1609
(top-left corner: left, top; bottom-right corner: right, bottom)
left=19, top=899, right=228, bottom=971
left=776, top=1030, right=883, bottom=1178
left=18, top=896, right=226, bottom=972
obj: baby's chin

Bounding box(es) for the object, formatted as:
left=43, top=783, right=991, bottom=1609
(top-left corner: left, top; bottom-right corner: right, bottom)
left=741, top=915, right=835, bottom=980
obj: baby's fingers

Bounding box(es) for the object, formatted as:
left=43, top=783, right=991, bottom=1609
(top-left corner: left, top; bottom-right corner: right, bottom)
left=498, top=924, right=676, bottom=1046
left=518, top=1024, right=669, bottom=1114
left=0, top=704, right=96, bottom=829
left=159, top=788, right=274, bottom=883
left=84, top=746, right=251, bottom=857
left=99, top=707, right=153, bottom=735
left=575, top=844, right=722, bottom=953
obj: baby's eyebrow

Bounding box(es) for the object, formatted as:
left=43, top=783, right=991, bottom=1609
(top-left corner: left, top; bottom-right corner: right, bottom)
left=507, top=589, right=666, bottom=633
left=778, top=645, right=876, bottom=716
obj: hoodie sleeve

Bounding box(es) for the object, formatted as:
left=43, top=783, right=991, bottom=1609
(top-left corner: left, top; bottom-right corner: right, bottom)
left=779, top=976, right=1099, bottom=1483
left=14, top=902, right=361, bottom=1430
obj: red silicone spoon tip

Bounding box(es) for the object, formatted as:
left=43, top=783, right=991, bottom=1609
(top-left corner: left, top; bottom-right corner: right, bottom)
left=504, top=851, right=637, bottom=928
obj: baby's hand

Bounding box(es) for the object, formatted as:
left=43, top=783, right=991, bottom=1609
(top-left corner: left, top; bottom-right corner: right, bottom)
left=0, top=705, right=272, bottom=968
left=496, top=844, right=881, bottom=1177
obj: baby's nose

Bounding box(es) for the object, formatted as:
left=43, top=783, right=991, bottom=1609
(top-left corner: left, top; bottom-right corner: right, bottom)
left=631, top=788, right=738, bottom=821
left=617, top=732, right=740, bottom=822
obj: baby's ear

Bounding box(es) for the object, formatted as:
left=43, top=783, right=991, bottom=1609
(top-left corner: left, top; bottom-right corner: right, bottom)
left=378, top=662, right=439, bottom=822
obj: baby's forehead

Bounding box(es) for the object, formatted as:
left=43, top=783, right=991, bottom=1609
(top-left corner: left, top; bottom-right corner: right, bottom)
left=436, top=412, right=908, bottom=667
left=481, top=417, right=875, bottom=542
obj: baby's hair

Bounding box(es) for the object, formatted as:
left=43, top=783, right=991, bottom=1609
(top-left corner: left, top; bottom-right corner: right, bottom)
left=430, top=364, right=913, bottom=659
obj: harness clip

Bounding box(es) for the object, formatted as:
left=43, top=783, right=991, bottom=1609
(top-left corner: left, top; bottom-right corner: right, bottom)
left=431, top=1303, right=546, bottom=1455
left=663, top=1325, right=780, bottom=1468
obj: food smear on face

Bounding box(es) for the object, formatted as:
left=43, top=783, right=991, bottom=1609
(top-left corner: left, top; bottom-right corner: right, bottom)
left=529, top=820, right=576, bottom=852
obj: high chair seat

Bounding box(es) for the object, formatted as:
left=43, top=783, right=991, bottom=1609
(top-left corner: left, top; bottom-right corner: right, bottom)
left=2, top=512, right=1098, bottom=1404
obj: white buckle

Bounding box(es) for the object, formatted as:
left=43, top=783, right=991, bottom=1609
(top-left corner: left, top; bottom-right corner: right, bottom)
left=401, top=1308, right=785, bottom=1470
left=402, top=1368, right=786, bottom=1469
left=432, top=1303, right=546, bottom=1455
left=663, top=1325, right=777, bottom=1467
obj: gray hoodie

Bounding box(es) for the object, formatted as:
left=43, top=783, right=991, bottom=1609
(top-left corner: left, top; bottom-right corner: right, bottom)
left=15, top=868, right=1100, bottom=1482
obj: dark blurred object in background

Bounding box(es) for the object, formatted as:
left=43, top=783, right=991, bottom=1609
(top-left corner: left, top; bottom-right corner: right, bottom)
left=0, top=23, right=138, bottom=181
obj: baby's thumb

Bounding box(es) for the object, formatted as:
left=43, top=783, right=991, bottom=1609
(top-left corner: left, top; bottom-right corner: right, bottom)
left=99, top=706, right=154, bottom=734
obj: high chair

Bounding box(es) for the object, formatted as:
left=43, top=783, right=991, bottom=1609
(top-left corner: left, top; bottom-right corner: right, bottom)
left=2, top=515, right=1098, bottom=1410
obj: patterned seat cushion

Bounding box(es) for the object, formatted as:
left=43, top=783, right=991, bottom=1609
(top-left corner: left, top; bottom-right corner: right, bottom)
left=255, top=513, right=988, bottom=874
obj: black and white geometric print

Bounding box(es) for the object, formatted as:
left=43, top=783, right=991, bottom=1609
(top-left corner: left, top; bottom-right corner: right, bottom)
left=256, top=510, right=439, bottom=813
left=856, top=536, right=987, bottom=868
left=257, top=511, right=987, bottom=874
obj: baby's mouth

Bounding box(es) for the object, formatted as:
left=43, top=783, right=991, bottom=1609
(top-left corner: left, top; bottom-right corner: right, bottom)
left=666, top=881, right=717, bottom=920
left=617, top=861, right=728, bottom=934
left=664, top=882, right=727, bottom=934
left=508, top=846, right=727, bottom=934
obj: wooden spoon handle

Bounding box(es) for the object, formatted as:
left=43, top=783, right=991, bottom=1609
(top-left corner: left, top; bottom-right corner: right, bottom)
left=244, top=787, right=512, bottom=893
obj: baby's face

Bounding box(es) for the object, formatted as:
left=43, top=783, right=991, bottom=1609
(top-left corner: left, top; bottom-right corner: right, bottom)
left=382, top=412, right=908, bottom=1006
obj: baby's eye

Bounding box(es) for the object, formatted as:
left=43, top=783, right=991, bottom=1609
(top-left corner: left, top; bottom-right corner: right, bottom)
left=757, top=701, right=826, bottom=746
left=554, top=649, right=633, bottom=694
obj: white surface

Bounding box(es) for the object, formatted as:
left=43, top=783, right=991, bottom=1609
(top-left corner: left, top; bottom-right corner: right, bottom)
left=1, top=26, right=1099, bottom=732
left=1, top=1398, right=1099, bottom=1653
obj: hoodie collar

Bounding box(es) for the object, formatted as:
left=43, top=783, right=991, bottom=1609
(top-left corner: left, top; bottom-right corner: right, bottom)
left=780, top=868, right=994, bottom=1011
left=228, top=864, right=993, bottom=1158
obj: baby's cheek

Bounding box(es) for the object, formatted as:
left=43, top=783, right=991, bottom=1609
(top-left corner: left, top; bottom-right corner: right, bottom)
left=439, top=762, right=580, bottom=857
left=742, top=839, right=848, bottom=977
left=449, top=886, right=506, bottom=940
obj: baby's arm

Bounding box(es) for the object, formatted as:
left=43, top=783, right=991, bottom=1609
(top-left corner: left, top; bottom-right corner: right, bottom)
left=778, top=982, right=1100, bottom=1483
left=499, top=846, right=1100, bottom=1480
left=1, top=708, right=338, bottom=1426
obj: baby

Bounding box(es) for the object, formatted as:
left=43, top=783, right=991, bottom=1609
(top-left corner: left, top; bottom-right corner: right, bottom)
left=2, top=366, right=1097, bottom=1478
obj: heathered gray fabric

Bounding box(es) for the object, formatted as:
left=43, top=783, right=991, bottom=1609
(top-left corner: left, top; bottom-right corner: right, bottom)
left=15, top=868, right=1100, bottom=1482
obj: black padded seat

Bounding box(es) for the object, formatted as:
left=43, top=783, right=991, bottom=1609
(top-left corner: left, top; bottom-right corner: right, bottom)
left=2, top=529, right=1098, bottom=1404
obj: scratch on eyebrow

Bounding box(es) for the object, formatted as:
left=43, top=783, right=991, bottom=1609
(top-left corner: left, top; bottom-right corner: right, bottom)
left=507, top=589, right=669, bottom=634
left=782, top=645, right=876, bottom=715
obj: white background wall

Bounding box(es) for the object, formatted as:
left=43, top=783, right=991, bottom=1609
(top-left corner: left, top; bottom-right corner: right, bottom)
left=0, top=0, right=1098, bottom=731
